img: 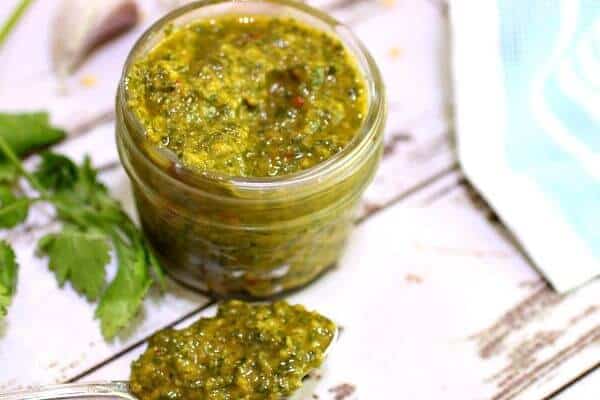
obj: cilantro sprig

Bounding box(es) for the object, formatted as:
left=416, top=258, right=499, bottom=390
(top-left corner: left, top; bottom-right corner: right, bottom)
left=0, top=112, right=66, bottom=184
left=0, top=240, right=18, bottom=316
left=0, top=0, right=35, bottom=48
left=0, top=124, right=165, bottom=339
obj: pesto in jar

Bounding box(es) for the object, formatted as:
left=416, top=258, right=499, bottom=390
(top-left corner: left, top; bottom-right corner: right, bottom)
left=129, top=300, right=336, bottom=400
left=117, top=8, right=384, bottom=298
left=125, top=15, right=367, bottom=177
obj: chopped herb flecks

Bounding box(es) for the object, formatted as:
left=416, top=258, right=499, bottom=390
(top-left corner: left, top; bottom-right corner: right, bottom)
left=126, top=16, right=367, bottom=177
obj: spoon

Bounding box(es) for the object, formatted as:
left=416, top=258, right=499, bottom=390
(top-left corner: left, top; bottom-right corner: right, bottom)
left=0, top=382, right=135, bottom=400
left=0, top=327, right=338, bottom=400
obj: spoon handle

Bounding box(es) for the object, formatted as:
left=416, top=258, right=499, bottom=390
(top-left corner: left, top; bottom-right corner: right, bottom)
left=0, top=381, right=135, bottom=400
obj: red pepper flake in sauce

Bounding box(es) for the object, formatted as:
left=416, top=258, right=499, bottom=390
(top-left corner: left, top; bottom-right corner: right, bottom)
left=292, top=95, right=306, bottom=108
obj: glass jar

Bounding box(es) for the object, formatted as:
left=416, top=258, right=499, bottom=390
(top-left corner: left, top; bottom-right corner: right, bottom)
left=116, top=0, right=386, bottom=298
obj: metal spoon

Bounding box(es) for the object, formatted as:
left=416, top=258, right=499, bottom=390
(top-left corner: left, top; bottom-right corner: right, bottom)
left=0, top=382, right=135, bottom=400
left=0, top=327, right=338, bottom=400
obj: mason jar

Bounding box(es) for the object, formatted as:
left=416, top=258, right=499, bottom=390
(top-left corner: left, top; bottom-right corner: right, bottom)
left=116, top=0, right=386, bottom=298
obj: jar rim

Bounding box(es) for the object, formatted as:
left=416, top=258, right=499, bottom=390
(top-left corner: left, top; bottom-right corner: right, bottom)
left=117, top=0, right=386, bottom=193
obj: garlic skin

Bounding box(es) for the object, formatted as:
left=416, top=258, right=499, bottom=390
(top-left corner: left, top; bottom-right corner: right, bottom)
left=52, top=0, right=139, bottom=76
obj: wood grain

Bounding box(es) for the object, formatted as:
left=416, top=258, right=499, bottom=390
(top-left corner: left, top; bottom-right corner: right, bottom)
left=81, top=203, right=598, bottom=399
left=0, top=0, right=597, bottom=398
left=0, top=0, right=456, bottom=389
left=433, top=180, right=600, bottom=400
left=554, top=367, right=600, bottom=399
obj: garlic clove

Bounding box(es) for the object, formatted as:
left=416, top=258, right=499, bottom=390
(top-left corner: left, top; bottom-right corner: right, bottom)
left=51, top=0, right=139, bottom=76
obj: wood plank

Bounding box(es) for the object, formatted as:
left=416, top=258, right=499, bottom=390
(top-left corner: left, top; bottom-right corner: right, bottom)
left=0, top=0, right=458, bottom=389
left=427, top=179, right=600, bottom=400
left=79, top=167, right=600, bottom=399
left=554, top=367, right=600, bottom=399
left=80, top=201, right=599, bottom=399
left=345, top=0, right=456, bottom=215
left=6, top=1, right=596, bottom=398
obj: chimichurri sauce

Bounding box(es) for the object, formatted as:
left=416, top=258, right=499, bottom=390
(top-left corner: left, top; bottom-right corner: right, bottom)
left=125, top=15, right=367, bottom=177
left=129, top=300, right=336, bottom=400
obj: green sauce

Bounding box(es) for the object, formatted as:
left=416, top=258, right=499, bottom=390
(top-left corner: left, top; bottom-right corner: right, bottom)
left=125, top=15, right=367, bottom=177
left=130, top=300, right=336, bottom=400
left=117, top=11, right=383, bottom=297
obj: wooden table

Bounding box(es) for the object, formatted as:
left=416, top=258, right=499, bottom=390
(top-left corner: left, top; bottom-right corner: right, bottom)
left=0, top=0, right=597, bottom=398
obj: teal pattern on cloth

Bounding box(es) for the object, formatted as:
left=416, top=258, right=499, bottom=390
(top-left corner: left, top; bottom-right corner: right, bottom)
left=498, top=0, right=600, bottom=258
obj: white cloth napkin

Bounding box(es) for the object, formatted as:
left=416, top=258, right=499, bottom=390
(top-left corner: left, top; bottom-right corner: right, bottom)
left=450, top=0, right=600, bottom=292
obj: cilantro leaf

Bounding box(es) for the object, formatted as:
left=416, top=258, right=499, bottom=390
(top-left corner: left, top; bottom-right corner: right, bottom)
left=0, top=163, right=18, bottom=184
left=0, top=112, right=65, bottom=158
left=43, top=157, right=162, bottom=338
left=0, top=112, right=66, bottom=184
left=50, top=157, right=123, bottom=230
left=96, top=240, right=151, bottom=339
left=0, top=131, right=165, bottom=339
left=0, top=186, right=29, bottom=228
left=0, top=241, right=18, bottom=317
left=38, top=229, right=111, bottom=301
left=34, top=152, right=78, bottom=191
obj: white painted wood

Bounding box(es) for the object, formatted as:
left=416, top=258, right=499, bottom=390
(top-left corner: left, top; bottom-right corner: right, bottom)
left=0, top=0, right=597, bottom=398
left=82, top=204, right=600, bottom=399
left=0, top=239, right=208, bottom=391
left=429, top=182, right=600, bottom=400
left=555, top=368, right=600, bottom=400
left=354, top=0, right=456, bottom=215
